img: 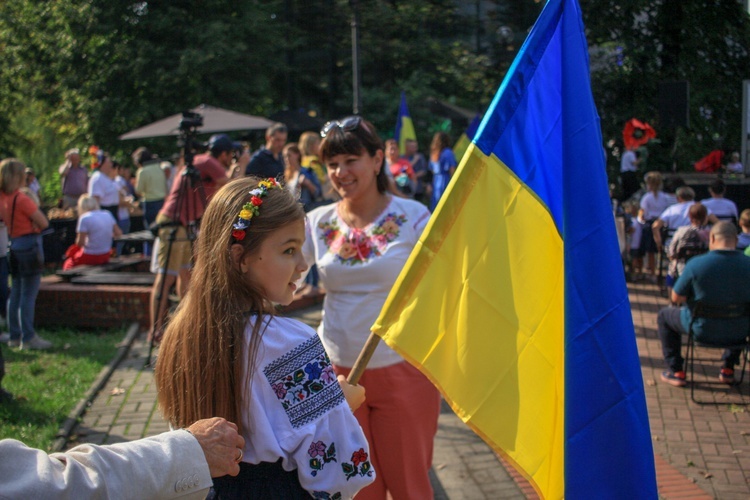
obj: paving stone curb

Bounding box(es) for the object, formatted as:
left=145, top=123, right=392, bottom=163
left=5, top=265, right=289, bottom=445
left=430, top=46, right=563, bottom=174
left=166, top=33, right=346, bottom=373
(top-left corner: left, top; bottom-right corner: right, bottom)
left=51, top=322, right=141, bottom=452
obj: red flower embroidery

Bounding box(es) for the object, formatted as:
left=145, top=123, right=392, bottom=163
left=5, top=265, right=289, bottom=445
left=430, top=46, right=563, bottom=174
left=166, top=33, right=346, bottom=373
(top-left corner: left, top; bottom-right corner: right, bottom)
left=351, top=448, right=368, bottom=467
left=232, top=229, right=246, bottom=241
left=251, top=196, right=263, bottom=206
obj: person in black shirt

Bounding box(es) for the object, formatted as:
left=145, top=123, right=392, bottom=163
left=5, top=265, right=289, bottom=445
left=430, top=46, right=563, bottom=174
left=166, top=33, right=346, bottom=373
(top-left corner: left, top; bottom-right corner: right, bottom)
left=245, top=122, right=288, bottom=179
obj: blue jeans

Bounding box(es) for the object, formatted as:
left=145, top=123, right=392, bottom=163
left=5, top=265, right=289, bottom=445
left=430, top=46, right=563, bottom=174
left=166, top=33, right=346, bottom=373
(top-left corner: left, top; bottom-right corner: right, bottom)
left=8, top=234, right=42, bottom=342
left=142, top=199, right=164, bottom=256
left=0, top=256, right=8, bottom=319
left=305, top=263, right=319, bottom=288
left=657, top=305, right=740, bottom=372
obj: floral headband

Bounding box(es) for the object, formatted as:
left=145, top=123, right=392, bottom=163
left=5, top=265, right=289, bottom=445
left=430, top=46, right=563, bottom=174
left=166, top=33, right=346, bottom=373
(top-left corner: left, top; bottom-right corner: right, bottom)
left=88, top=145, right=105, bottom=170
left=231, top=178, right=281, bottom=241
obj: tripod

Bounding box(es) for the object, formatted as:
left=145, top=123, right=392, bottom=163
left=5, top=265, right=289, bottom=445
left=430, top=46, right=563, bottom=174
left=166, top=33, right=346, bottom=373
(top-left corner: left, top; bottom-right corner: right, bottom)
left=146, top=116, right=207, bottom=366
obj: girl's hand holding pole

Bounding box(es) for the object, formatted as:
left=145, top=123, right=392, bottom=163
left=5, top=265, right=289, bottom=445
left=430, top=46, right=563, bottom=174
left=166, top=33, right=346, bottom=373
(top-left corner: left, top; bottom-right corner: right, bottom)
left=337, top=374, right=365, bottom=411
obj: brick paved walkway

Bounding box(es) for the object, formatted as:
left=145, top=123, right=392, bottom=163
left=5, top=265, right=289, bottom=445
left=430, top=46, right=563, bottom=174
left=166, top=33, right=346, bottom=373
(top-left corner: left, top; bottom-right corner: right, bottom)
left=63, top=281, right=750, bottom=498
left=631, top=280, right=750, bottom=499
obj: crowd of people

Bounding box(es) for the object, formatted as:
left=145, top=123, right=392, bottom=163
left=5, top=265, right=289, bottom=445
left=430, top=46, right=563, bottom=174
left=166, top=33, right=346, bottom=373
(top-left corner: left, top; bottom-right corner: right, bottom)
left=3, top=120, right=748, bottom=496
left=617, top=163, right=750, bottom=391
left=0, top=117, right=461, bottom=498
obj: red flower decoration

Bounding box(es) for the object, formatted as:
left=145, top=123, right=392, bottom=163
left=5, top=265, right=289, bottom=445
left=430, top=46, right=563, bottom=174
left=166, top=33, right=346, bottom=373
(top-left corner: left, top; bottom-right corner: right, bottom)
left=351, top=448, right=368, bottom=467
left=232, top=229, right=246, bottom=241
left=251, top=196, right=263, bottom=206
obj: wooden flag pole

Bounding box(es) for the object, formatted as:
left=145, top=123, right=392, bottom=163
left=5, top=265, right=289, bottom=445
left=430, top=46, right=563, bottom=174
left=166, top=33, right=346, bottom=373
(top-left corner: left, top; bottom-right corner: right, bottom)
left=346, top=332, right=381, bottom=385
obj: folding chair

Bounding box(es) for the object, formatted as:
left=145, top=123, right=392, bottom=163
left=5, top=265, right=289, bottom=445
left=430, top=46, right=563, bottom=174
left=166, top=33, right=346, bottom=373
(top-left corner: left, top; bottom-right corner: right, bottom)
left=684, top=301, right=750, bottom=405
left=656, top=226, right=675, bottom=296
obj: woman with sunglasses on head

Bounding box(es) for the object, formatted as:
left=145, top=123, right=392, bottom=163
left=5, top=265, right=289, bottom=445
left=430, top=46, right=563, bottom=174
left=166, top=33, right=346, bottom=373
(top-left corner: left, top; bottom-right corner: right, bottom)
left=302, top=117, right=441, bottom=499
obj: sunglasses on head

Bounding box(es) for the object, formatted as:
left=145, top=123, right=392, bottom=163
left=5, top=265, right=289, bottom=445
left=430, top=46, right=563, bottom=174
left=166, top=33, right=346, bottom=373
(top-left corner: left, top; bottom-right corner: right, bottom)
left=320, top=116, right=362, bottom=138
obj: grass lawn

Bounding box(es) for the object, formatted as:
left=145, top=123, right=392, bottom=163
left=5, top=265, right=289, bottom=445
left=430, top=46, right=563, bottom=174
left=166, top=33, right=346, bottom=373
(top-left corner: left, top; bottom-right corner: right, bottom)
left=0, top=326, right=126, bottom=451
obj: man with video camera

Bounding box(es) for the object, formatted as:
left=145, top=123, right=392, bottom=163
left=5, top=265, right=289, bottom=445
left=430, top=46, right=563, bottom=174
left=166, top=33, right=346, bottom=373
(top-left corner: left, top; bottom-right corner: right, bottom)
left=149, top=134, right=246, bottom=342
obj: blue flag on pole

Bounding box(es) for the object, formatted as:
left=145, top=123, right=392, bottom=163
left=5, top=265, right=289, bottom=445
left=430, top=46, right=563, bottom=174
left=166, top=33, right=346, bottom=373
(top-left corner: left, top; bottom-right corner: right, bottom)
left=394, top=91, right=416, bottom=155
left=372, top=0, right=658, bottom=497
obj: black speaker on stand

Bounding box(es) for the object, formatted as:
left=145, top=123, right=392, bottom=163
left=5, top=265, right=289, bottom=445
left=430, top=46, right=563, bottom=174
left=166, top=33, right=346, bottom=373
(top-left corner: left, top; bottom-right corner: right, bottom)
left=658, top=81, right=690, bottom=129
left=658, top=81, right=690, bottom=171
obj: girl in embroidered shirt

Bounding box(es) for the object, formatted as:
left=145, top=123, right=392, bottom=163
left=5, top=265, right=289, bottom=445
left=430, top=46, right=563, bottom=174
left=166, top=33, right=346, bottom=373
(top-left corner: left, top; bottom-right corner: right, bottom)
left=155, top=177, right=374, bottom=499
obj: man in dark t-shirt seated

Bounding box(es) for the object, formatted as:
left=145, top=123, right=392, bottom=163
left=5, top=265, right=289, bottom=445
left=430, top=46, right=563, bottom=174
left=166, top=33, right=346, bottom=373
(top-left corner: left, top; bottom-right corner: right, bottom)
left=658, top=221, right=750, bottom=387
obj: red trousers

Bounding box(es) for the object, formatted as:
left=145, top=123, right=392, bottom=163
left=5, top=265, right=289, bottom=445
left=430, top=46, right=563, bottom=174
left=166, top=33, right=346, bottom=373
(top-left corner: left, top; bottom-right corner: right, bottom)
left=62, top=245, right=110, bottom=270
left=335, top=361, right=441, bottom=500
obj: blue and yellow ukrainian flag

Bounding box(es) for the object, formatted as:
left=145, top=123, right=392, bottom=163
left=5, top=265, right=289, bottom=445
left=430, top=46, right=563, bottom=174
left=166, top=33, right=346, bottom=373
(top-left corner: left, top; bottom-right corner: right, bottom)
left=394, top=91, right=416, bottom=155
left=452, top=113, right=481, bottom=164
left=370, top=0, right=657, bottom=497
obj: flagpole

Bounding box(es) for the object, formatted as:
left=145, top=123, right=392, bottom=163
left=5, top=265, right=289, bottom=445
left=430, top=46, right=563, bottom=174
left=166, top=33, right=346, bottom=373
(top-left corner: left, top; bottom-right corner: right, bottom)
left=349, top=0, right=362, bottom=115
left=347, top=332, right=381, bottom=384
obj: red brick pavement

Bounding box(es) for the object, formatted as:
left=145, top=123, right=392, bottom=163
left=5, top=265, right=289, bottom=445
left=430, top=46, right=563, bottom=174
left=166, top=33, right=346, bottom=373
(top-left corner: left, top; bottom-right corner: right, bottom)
left=498, top=281, right=749, bottom=498
left=630, top=280, right=750, bottom=499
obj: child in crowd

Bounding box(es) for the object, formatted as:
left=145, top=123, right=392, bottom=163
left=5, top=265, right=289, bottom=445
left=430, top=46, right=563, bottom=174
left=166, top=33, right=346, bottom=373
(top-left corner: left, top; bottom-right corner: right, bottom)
left=155, top=177, right=374, bottom=499
left=62, top=195, right=122, bottom=270
left=626, top=203, right=645, bottom=281
left=666, top=202, right=709, bottom=291
left=738, top=209, right=750, bottom=250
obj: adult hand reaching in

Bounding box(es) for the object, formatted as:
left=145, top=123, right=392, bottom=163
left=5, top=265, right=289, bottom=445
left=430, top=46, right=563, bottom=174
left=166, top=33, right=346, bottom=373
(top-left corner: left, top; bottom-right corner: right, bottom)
left=187, top=417, right=245, bottom=477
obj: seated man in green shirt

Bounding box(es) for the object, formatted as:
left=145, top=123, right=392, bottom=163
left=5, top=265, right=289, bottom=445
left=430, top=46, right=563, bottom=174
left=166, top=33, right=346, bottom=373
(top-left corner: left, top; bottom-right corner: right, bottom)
left=658, top=221, right=750, bottom=386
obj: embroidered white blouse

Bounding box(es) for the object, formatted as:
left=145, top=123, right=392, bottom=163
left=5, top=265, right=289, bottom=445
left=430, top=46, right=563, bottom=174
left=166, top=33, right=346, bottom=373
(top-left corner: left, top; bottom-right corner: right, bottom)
left=302, top=196, right=431, bottom=369
left=241, top=315, right=374, bottom=499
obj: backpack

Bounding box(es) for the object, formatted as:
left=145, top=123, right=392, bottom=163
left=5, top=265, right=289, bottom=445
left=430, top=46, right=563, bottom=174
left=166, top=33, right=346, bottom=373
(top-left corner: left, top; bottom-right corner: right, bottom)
left=673, top=226, right=708, bottom=261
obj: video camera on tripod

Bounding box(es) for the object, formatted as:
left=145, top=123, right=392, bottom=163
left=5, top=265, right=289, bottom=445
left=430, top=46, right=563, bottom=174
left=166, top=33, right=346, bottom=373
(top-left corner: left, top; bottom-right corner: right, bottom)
left=177, top=111, right=206, bottom=182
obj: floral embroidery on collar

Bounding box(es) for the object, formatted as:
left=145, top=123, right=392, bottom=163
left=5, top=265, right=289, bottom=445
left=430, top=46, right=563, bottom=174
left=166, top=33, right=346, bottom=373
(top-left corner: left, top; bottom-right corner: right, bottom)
left=318, top=212, right=407, bottom=265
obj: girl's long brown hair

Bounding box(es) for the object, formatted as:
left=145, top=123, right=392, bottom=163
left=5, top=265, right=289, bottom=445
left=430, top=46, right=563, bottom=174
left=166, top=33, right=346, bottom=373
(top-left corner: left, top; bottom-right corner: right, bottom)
left=155, top=177, right=305, bottom=433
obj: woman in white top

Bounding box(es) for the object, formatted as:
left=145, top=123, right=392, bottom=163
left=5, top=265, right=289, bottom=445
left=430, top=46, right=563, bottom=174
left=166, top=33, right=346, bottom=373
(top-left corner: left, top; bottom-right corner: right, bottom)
left=62, top=195, right=121, bottom=270
left=302, top=117, right=440, bottom=500
left=87, top=152, right=121, bottom=220
left=639, top=171, right=673, bottom=278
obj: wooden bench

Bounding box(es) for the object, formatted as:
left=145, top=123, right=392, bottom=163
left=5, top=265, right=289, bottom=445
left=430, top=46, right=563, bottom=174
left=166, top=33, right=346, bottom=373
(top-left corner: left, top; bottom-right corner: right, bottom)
left=70, top=272, right=155, bottom=286
left=56, top=255, right=151, bottom=282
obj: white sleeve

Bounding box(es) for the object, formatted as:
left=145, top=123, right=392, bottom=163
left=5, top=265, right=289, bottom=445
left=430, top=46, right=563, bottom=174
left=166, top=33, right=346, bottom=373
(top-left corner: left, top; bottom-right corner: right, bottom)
left=88, top=175, right=100, bottom=197
left=0, top=431, right=212, bottom=499
left=76, top=215, right=86, bottom=234
left=411, top=202, right=431, bottom=235
left=279, top=406, right=374, bottom=499
left=259, top=333, right=374, bottom=499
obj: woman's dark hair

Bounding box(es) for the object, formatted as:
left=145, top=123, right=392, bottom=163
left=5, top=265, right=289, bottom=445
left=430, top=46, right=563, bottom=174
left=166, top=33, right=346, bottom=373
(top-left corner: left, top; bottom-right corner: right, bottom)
left=319, top=118, right=388, bottom=194
left=430, top=131, right=452, bottom=161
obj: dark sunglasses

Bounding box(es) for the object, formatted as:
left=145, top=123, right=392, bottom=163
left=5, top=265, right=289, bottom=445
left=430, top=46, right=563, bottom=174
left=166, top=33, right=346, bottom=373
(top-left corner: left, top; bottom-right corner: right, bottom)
left=320, top=116, right=362, bottom=138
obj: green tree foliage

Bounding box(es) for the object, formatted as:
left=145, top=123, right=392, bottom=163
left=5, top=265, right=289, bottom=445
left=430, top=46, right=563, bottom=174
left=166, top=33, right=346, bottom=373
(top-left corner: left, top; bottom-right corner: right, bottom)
left=2, top=0, right=749, bottom=203
left=582, top=0, right=750, bottom=171
left=1, top=0, right=285, bottom=202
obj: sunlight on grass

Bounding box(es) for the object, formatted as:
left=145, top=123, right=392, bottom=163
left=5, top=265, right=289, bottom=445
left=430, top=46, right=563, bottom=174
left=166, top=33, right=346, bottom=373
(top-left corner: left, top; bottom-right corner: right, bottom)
left=0, top=326, right=126, bottom=450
